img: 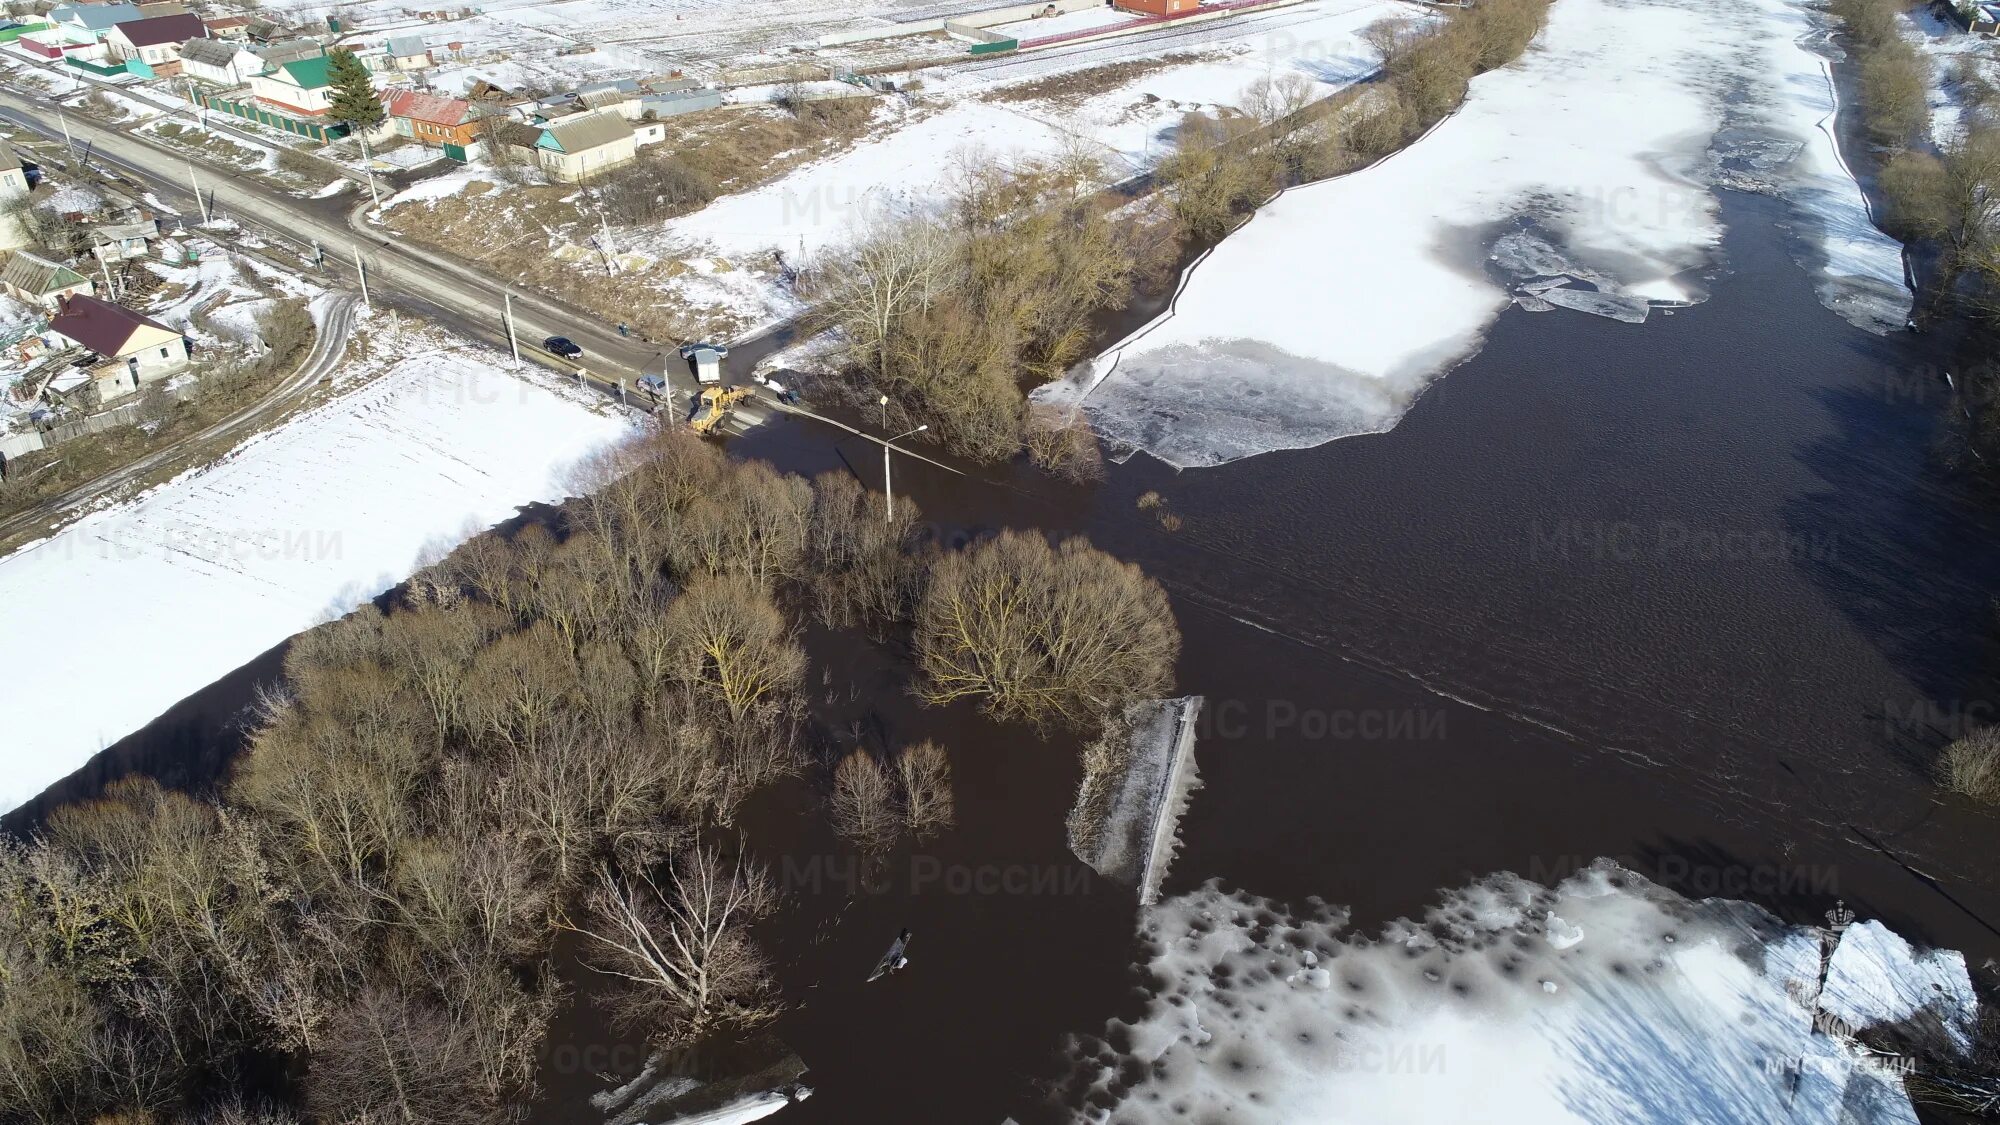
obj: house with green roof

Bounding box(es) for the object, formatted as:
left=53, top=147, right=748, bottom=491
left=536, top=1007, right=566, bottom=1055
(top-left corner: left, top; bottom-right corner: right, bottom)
left=201, top=53, right=346, bottom=143
left=0, top=250, right=95, bottom=313
left=249, top=55, right=336, bottom=116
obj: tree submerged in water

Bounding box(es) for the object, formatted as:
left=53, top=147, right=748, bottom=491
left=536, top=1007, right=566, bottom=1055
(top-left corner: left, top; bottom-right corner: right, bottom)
left=914, top=530, right=1180, bottom=730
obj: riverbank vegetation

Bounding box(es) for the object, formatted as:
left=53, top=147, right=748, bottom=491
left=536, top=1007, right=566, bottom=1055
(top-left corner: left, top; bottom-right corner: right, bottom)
left=805, top=0, right=1552, bottom=466
left=1834, top=0, right=2000, bottom=844
left=0, top=429, right=1179, bottom=1124
left=804, top=153, right=1172, bottom=463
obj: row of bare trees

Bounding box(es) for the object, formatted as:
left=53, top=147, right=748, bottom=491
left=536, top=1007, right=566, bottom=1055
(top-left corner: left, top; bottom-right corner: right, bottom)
left=0, top=428, right=1182, bottom=1123
left=803, top=152, right=1173, bottom=465
left=1158, top=0, right=1554, bottom=243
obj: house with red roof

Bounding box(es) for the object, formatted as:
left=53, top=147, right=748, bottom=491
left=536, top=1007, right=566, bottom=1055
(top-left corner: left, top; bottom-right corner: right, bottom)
left=46, top=293, right=189, bottom=405
left=383, top=88, right=481, bottom=154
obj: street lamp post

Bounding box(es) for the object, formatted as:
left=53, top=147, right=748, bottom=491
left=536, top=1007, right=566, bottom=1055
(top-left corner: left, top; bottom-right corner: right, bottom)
left=883, top=421, right=927, bottom=527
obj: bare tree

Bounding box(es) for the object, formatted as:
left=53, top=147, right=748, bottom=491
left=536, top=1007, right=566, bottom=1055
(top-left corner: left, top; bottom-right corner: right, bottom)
left=805, top=470, right=923, bottom=628
left=304, top=984, right=501, bottom=1125
left=896, top=740, right=955, bottom=840
left=829, top=749, right=900, bottom=851
left=804, top=214, right=962, bottom=382
left=661, top=575, right=805, bottom=725
left=915, top=531, right=1181, bottom=728
left=1022, top=402, right=1105, bottom=483
left=564, top=847, right=781, bottom=1047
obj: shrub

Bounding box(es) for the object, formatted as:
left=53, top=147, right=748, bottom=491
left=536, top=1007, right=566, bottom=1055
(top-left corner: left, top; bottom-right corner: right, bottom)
left=1938, top=727, right=2000, bottom=804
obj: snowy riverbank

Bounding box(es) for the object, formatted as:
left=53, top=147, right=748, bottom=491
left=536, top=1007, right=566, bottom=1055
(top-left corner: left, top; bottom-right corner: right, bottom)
left=1039, top=0, right=1913, bottom=468
left=1069, top=862, right=1979, bottom=1122
left=0, top=334, right=635, bottom=813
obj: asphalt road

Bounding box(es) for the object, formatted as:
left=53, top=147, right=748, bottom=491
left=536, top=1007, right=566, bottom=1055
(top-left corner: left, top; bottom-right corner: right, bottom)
left=0, top=90, right=793, bottom=407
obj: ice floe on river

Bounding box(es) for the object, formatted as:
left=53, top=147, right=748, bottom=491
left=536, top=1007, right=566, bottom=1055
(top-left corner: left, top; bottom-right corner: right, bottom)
left=1066, top=862, right=1978, bottom=1123
left=1037, top=0, right=1913, bottom=468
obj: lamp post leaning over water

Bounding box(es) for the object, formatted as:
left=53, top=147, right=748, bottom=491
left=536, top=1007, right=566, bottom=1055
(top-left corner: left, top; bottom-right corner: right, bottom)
left=880, top=394, right=927, bottom=526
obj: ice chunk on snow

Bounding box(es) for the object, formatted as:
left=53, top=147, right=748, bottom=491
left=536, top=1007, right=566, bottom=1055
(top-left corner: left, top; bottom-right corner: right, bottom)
left=1821, top=920, right=1979, bottom=1052
left=1065, top=861, right=1968, bottom=1123
left=1544, top=912, right=1585, bottom=950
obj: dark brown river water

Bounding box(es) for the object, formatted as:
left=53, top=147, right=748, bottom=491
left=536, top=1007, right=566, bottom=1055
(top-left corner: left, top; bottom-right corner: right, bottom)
left=712, top=188, right=2000, bottom=1123
left=12, top=189, right=2000, bottom=1123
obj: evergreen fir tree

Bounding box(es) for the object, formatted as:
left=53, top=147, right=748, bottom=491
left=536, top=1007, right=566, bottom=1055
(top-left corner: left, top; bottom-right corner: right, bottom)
left=325, top=49, right=383, bottom=129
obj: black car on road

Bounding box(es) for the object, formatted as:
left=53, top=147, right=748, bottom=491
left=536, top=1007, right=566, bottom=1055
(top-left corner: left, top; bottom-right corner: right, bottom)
left=544, top=336, right=584, bottom=359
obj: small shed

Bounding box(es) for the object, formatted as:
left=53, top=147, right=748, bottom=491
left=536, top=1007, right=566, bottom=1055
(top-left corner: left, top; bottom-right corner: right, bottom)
left=679, top=342, right=727, bottom=384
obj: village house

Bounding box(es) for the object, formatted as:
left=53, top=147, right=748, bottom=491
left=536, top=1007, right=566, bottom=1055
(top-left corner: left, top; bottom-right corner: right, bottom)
left=248, top=55, right=335, bottom=115
left=250, top=38, right=325, bottom=68
left=178, top=35, right=263, bottom=85
left=532, top=109, right=637, bottom=183
left=0, top=146, right=28, bottom=200
left=49, top=1, right=143, bottom=38
left=90, top=218, right=160, bottom=262
left=204, top=48, right=344, bottom=142
left=102, top=12, right=206, bottom=75
left=0, top=251, right=94, bottom=311
left=203, top=14, right=250, bottom=38
left=382, top=88, right=482, bottom=156
left=385, top=34, right=431, bottom=69
left=19, top=24, right=106, bottom=60
left=45, top=293, right=189, bottom=406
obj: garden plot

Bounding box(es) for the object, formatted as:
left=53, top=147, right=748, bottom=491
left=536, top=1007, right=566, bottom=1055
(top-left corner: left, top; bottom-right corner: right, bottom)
left=0, top=326, right=635, bottom=814
left=1039, top=0, right=1912, bottom=468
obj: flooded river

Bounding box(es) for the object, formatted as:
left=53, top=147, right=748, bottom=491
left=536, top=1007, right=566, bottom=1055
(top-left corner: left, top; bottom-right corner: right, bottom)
left=717, top=188, right=2000, bottom=1122
left=12, top=188, right=1999, bottom=1122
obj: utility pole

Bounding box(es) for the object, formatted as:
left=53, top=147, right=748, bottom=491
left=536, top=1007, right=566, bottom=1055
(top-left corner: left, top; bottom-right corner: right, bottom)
left=97, top=253, right=116, bottom=302
left=57, top=109, right=77, bottom=168
left=186, top=78, right=205, bottom=127
left=187, top=161, right=211, bottom=223
left=353, top=246, right=370, bottom=308
left=503, top=291, right=519, bottom=364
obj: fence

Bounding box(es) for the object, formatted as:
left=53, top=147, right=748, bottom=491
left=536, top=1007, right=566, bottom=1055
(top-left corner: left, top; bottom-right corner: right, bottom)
left=0, top=379, right=200, bottom=462
left=200, top=94, right=349, bottom=144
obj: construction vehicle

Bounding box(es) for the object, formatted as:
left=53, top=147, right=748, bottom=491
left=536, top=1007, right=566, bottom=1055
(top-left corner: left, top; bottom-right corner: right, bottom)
left=689, top=384, right=751, bottom=436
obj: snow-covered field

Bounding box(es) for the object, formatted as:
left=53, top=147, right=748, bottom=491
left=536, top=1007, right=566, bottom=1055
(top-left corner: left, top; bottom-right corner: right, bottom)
left=667, top=0, right=1396, bottom=259
left=1039, top=0, right=1913, bottom=468
left=1068, top=862, right=1978, bottom=1122
left=0, top=333, right=635, bottom=813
